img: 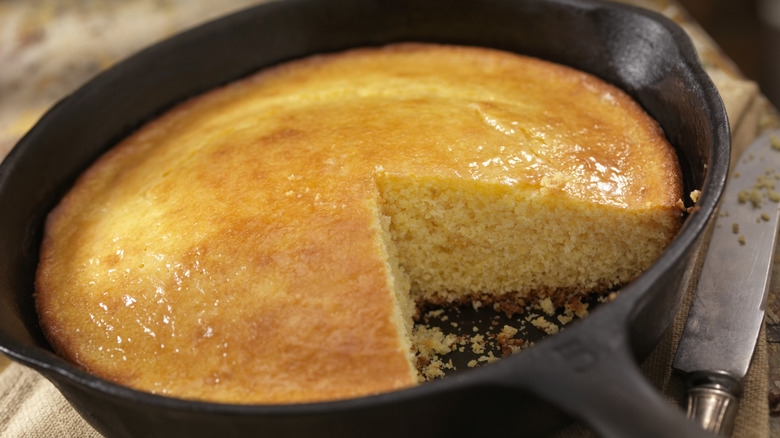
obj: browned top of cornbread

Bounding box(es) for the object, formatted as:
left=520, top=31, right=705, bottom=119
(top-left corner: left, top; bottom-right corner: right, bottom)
left=35, top=43, right=682, bottom=404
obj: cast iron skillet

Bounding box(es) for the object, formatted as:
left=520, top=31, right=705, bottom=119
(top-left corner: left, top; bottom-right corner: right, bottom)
left=0, top=0, right=729, bottom=436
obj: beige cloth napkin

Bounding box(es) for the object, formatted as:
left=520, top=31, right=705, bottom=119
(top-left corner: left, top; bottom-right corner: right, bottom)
left=0, top=363, right=102, bottom=438
left=0, top=74, right=769, bottom=438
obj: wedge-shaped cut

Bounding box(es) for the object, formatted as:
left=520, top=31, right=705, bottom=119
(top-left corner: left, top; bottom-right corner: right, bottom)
left=35, top=43, right=683, bottom=404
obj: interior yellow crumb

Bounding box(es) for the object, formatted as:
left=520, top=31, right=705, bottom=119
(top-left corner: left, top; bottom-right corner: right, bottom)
left=377, top=173, right=678, bottom=304
left=373, top=171, right=679, bottom=379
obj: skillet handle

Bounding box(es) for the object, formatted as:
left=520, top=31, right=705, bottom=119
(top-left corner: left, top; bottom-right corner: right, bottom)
left=499, top=325, right=717, bottom=438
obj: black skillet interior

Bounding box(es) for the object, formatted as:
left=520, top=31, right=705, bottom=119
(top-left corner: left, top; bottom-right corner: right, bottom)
left=0, top=0, right=729, bottom=437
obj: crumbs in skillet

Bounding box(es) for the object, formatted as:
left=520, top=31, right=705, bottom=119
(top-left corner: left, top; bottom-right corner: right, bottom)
left=411, top=293, right=612, bottom=380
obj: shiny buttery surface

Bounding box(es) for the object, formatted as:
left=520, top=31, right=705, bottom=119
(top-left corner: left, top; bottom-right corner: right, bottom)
left=34, top=44, right=682, bottom=404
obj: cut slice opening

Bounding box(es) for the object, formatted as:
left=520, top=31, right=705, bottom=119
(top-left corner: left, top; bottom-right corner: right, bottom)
left=372, top=172, right=680, bottom=380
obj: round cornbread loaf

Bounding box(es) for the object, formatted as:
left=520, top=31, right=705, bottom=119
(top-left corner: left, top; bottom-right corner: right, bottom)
left=35, top=43, right=683, bottom=404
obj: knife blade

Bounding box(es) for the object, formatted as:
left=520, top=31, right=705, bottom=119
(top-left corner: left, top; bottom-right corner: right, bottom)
left=673, top=128, right=780, bottom=435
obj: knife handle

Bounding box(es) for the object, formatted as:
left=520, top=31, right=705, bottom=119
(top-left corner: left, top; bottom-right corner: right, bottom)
left=685, top=371, right=742, bottom=435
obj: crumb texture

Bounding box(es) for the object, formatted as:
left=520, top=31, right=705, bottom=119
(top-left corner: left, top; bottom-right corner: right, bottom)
left=378, top=174, right=678, bottom=303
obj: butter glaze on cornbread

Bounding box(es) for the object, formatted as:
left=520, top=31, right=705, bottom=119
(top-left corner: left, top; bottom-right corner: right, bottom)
left=35, top=43, right=683, bottom=404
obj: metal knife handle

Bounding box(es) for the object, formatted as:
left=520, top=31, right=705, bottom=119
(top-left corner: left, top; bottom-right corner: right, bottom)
left=685, top=371, right=742, bottom=435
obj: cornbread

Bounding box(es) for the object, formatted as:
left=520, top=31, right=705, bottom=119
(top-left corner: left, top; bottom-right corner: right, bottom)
left=35, top=43, right=683, bottom=404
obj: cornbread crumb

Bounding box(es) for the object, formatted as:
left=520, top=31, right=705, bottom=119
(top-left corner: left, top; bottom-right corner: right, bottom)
left=411, top=295, right=593, bottom=380
left=477, top=352, right=500, bottom=364
left=749, top=189, right=762, bottom=207
left=425, top=309, right=445, bottom=319
left=470, top=334, right=486, bottom=354
left=735, top=162, right=780, bottom=208
left=413, top=325, right=457, bottom=357
left=539, top=297, right=555, bottom=316
left=419, top=358, right=455, bottom=380
left=565, top=300, right=590, bottom=318
left=412, top=324, right=459, bottom=381
left=757, top=174, right=775, bottom=189
left=557, top=314, right=574, bottom=325
left=530, top=316, right=560, bottom=335
left=500, top=325, right=518, bottom=338
left=770, top=133, right=780, bottom=150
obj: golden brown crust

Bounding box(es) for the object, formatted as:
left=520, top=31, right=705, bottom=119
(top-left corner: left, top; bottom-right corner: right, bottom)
left=35, top=43, right=682, bottom=404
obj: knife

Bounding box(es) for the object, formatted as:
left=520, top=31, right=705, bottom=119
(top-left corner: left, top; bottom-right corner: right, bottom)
left=673, top=128, right=780, bottom=435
